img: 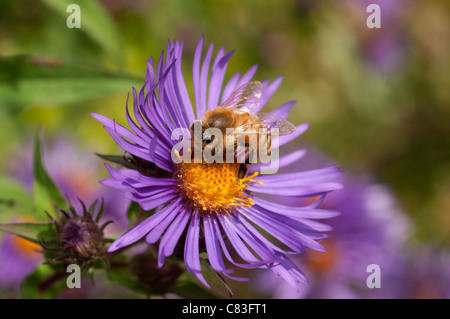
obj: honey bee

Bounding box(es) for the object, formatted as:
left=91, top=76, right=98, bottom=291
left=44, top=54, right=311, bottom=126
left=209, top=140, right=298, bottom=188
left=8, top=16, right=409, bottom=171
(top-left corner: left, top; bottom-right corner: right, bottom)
left=190, top=81, right=296, bottom=162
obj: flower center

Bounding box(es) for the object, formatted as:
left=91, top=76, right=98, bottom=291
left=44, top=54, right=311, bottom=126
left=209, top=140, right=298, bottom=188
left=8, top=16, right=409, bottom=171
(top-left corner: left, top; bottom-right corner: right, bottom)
left=175, top=162, right=261, bottom=216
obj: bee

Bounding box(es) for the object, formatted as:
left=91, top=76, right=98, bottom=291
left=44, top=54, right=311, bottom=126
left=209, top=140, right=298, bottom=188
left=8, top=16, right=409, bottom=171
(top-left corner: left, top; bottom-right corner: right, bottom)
left=190, top=81, right=296, bottom=162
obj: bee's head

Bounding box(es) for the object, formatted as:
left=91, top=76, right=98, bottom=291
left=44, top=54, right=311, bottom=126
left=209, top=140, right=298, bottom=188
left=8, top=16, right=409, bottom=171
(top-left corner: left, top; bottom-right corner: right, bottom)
left=189, top=120, right=213, bottom=145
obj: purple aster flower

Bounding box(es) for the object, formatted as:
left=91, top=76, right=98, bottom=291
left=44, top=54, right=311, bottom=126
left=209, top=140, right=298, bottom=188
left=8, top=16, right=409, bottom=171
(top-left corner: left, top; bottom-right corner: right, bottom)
left=92, top=37, right=343, bottom=290
left=253, top=165, right=411, bottom=298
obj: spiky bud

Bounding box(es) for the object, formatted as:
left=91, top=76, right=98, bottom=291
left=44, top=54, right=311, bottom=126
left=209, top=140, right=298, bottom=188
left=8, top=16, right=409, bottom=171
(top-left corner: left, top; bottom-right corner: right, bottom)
left=43, top=199, right=111, bottom=270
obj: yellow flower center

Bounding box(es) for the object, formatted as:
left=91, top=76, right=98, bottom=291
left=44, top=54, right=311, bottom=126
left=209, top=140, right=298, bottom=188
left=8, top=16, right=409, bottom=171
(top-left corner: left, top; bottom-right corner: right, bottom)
left=175, top=162, right=261, bottom=216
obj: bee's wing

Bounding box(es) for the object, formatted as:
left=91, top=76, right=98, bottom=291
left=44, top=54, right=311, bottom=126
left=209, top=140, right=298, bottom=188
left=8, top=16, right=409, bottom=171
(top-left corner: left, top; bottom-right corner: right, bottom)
left=258, top=113, right=296, bottom=136
left=232, top=113, right=295, bottom=136
left=219, top=81, right=262, bottom=113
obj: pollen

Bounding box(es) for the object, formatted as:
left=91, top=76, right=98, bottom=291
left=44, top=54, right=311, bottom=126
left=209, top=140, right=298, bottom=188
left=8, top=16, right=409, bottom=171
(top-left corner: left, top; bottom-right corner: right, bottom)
left=175, top=162, right=262, bottom=216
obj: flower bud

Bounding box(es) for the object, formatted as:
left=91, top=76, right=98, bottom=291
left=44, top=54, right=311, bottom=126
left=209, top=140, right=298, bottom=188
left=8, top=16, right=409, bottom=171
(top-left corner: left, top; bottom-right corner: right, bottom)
left=44, top=199, right=111, bottom=270
left=129, top=251, right=183, bottom=292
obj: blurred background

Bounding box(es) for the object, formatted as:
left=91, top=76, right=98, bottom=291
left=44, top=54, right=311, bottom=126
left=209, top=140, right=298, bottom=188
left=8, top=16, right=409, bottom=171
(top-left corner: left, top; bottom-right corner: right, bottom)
left=0, top=0, right=449, bottom=298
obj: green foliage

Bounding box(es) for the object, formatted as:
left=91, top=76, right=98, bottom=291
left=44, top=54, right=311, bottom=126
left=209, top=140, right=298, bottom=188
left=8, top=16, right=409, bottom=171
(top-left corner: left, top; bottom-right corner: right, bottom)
left=0, top=55, right=143, bottom=111
left=126, top=201, right=142, bottom=224
left=96, top=153, right=136, bottom=170
left=0, top=222, right=53, bottom=244
left=41, top=0, right=123, bottom=63
left=0, top=176, right=32, bottom=222
left=32, top=131, right=66, bottom=218
left=0, top=0, right=449, bottom=299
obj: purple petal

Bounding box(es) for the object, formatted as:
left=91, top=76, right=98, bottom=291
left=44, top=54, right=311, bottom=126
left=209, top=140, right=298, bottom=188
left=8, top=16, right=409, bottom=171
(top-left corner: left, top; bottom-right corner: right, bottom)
left=236, top=214, right=296, bottom=255
left=236, top=64, right=259, bottom=88
left=248, top=182, right=343, bottom=197
left=269, top=100, right=297, bottom=119
left=253, top=196, right=341, bottom=220
left=198, top=43, right=214, bottom=118
left=107, top=198, right=181, bottom=252
left=240, top=206, right=325, bottom=253
left=134, top=190, right=177, bottom=211
left=208, top=49, right=234, bottom=110
left=273, top=123, right=310, bottom=151
left=91, top=113, right=147, bottom=147
left=158, top=207, right=192, bottom=267
left=269, top=254, right=308, bottom=290
left=203, top=215, right=234, bottom=273
left=184, top=212, right=202, bottom=273
left=105, top=164, right=174, bottom=187
left=212, top=216, right=267, bottom=269
left=249, top=149, right=307, bottom=172
left=258, top=76, right=284, bottom=112
left=217, top=215, right=263, bottom=264
left=145, top=198, right=183, bottom=243
left=255, top=166, right=343, bottom=186
left=193, top=36, right=204, bottom=115
left=175, top=41, right=195, bottom=123
left=222, top=214, right=277, bottom=262
left=220, top=71, right=241, bottom=105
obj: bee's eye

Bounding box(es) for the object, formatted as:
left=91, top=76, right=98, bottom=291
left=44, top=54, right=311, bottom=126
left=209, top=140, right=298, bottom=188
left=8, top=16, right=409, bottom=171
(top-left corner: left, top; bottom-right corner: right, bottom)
left=203, top=130, right=215, bottom=144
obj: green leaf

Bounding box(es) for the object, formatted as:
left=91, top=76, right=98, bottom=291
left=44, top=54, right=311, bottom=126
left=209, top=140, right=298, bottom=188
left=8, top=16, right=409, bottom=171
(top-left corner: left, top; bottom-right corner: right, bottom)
left=32, top=131, right=66, bottom=218
left=171, top=282, right=219, bottom=299
left=126, top=200, right=143, bottom=223
left=96, top=153, right=136, bottom=170
left=41, top=0, right=123, bottom=62
left=201, top=257, right=233, bottom=298
left=0, top=55, right=144, bottom=110
left=0, top=176, right=33, bottom=222
left=0, top=222, right=53, bottom=244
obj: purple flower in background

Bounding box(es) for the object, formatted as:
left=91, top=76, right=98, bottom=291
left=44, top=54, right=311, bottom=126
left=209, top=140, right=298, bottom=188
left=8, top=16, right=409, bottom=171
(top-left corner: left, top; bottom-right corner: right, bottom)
left=0, top=220, right=42, bottom=293
left=344, top=0, right=408, bottom=73
left=7, top=137, right=129, bottom=233
left=1, top=137, right=130, bottom=292
left=395, top=246, right=450, bottom=299
left=92, top=37, right=343, bottom=290
left=254, top=170, right=411, bottom=298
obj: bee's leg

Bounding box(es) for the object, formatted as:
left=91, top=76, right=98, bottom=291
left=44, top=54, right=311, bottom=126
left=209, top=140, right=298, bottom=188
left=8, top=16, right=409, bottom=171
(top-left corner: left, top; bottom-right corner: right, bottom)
left=243, top=143, right=257, bottom=164
left=224, top=135, right=236, bottom=163
left=238, top=163, right=249, bottom=179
